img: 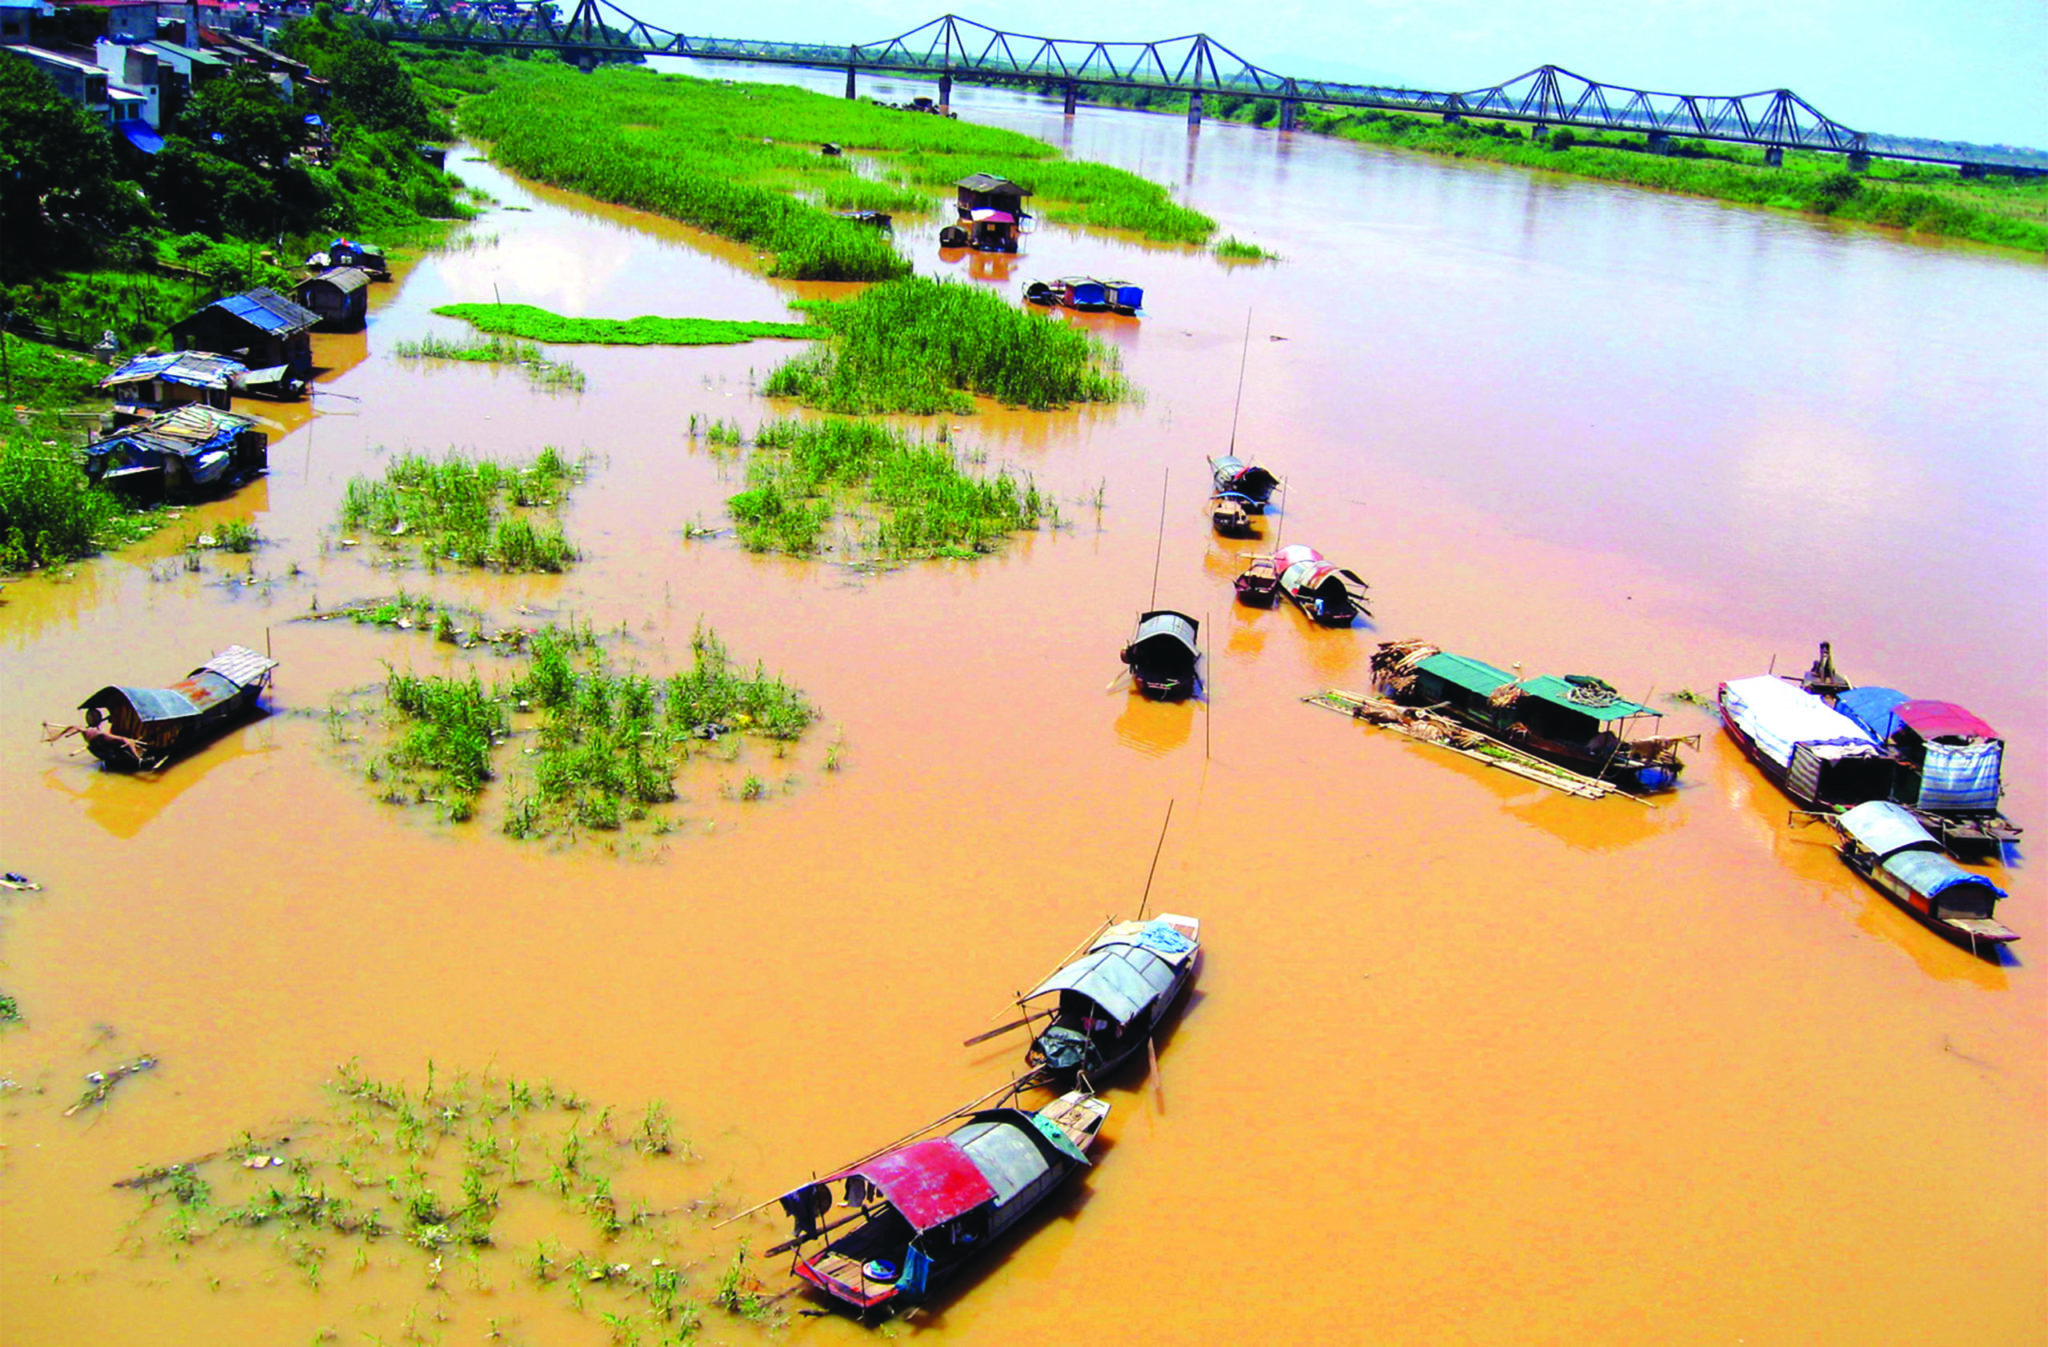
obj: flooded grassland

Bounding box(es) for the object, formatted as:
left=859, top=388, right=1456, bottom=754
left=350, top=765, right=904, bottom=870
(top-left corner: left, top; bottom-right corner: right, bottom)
left=2, top=72, right=2044, bottom=1346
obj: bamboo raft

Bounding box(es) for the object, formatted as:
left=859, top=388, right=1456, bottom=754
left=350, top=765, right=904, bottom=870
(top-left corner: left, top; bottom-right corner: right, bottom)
left=1305, top=689, right=1639, bottom=801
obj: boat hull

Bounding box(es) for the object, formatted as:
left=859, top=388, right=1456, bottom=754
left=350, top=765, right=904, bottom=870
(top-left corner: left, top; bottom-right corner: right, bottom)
left=1841, top=848, right=2018, bottom=957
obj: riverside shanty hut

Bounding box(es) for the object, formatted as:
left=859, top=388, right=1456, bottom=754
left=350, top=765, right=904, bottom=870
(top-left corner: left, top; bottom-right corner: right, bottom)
left=63, top=645, right=279, bottom=772
left=295, top=267, right=371, bottom=331
left=945, top=173, right=1030, bottom=253
left=170, top=288, right=320, bottom=378
left=82, top=404, right=268, bottom=499
left=97, top=351, right=247, bottom=423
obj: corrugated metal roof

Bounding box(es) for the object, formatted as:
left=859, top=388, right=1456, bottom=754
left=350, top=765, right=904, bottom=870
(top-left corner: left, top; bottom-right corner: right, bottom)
left=1837, top=801, right=1936, bottom=860
left=81, top=685, right=198, bottom=723
left=1517, top=675, right=1652, bottom=723
left=955, top=173, right=1026, bottom=194
left=210, top=288, right=320, bottom=336
left=1026, top=943, right=1178, bottom=1024
left=1130, top=610, right=1198, bottom=658
left=835, top=1139, right=994, bottom=1233
left=300, top=266, right=370, bottom=296
left=100, top=351, right=246, bottom=391
left=949, top=1119, right=1050, bottom=1206
left=197, top=645, right=276, bottom=688
left=1417, top=651, right=1516, bottom=698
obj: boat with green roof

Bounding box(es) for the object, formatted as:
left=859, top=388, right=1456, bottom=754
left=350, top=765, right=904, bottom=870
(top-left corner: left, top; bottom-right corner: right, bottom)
left=1371, top=640, right=1693, bottom=792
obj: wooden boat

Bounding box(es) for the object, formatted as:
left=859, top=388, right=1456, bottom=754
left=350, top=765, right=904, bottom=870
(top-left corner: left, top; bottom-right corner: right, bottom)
left=1097, top=279, right=1143, bottom=315
left=1023, top=276, right=1109, bottom=311
left=1377, top=640, right=1689, bottom=791
left=836, top=209, right=892, bottom=229
left=1235, top=543, right=1319, bottom=608
left=1718, top=673, right=1900, bottom=810
left=773, top=1089, right=1110, bottom=1313
left=1209, top=454, right=1279, bottom=511
left=1277, top=553, right=1370, bottom=626
left=1020, top=915, right=1201, bottom=1081
left=52, top=646, right=277, bottom=771
left=1210, top=492, right=1255, bottom=537
left=1120, top=610, right=1200, bottom=701
left=1832, top=685, right=2021, bottom=851
left=1804, top=801, right=2017, bottom=956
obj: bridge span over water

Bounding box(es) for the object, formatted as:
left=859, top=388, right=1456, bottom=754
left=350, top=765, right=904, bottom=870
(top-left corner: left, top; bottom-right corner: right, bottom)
left=340, top=5, right=2048, bottom=174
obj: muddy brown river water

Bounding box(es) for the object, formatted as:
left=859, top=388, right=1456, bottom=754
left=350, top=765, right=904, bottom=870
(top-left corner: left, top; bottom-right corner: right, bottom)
left=2, top=68, right=2044, bottom=1345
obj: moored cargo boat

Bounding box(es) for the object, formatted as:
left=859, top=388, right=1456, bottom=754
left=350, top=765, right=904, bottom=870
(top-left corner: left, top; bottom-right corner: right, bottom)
left=772, top=1089, right=1110, bottom=1314
left=1210, top=454, right=1279, bottom=511
left=1833, top=684, right=2022, bottom=851
left=1803, top=801, right=2017, bottom=956
left=1018, top=915, right=1201, bottom=1081
left=1718, top=673, right=1901, bottom=810
left=1377, top=640, right=1689, bottom=791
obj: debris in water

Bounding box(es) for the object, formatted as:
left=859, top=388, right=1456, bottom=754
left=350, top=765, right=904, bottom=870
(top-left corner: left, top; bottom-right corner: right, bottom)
left=65, top=1055, right=160, bottom=1117
left=2, top=871, right=41, bottom=892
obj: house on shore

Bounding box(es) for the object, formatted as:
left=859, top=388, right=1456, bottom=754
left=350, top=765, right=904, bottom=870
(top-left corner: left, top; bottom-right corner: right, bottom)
left=171, top=288, right=320, bottom=377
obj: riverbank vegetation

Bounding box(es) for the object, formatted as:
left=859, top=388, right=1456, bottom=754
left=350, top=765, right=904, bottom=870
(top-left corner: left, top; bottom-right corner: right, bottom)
left=435, top=302, right=814, bottom=346
left=338, top=447, right=581, bottom=572
left=118, top=1060, right=783, bottom=1343
left=417, top=55, right=1214, bottom=271
left=346, top=618, right=817, bottom=839
left=1071, top=83, right=2048, bottom=253
left=764, top=276, right=1127, bottom=415
left=0, top=335, right=165, bottom=570
left=725, top=417, right=1048, bottom=560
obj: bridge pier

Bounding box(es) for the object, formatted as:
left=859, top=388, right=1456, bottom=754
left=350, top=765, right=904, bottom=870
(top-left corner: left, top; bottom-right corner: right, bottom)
left=1764, top=146, right=1783, bottom=167
left=1645, top=131, right=1670, bottom=155
left=1441, top=111, right=1461, bottom=125
left=1187, top=91, right=1203, bottom=128
left=1530, top=121, right=1547, bottom=139
left=844, top=66, right=856, bottom=100
left=1280, top=98, right=1298, bottom=131
left=1960, top=163, right=1987, bottom=180
left=939, top=72, right=952, bottom=111
left=1847, top=152, right=1871, bottom=172
left=1063, top=82, right=1077, bottom=117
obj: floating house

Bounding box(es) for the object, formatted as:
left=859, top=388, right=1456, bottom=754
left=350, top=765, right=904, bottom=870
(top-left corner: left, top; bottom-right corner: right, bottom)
left=1835, top=687, right=2020, bottom=848
left=946, top=174, right=1030, bottom=253
left=1718, top=674, right=1899, bottom=809
left=97, top=350, right=245, bottom=421
left=82, top=403, right=268, bottom=498
left=63, top=645, right=278, bottom=771
left=170, top=288, right=319, bottom=377
left=1120, top=610, right=1201, bottom=701
left=295, top=267, right=370, bottom=330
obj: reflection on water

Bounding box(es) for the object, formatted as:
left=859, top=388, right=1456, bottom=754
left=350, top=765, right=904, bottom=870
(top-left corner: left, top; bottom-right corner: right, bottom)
left=42, top=718, right=281, bottom=840
left=1113, top=694, right=1197, bottom=757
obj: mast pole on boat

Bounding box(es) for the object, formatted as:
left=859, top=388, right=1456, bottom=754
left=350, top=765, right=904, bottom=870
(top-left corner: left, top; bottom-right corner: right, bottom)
left=1226, top=308, right=1251, bottom=457
left=1147, top=467, right=1169, bottom=609
left=1136, top=799, right=1175, bottom=921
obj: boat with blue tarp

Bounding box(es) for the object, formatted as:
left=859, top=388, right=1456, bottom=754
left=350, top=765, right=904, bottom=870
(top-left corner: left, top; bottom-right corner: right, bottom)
left=1831, top=682, right=2021, bottom=850
left=1718, top=673, right=1898, bottom=809
left=81, top=404, right=269, bottom=499
left=1376, top=640, right=1690, bottom=791
left=771, top=1088, right=1109, bottom=1314
left=1799, top=801, right=2017, bottom=956
left=1020, top=915, right=1202, bottom=1081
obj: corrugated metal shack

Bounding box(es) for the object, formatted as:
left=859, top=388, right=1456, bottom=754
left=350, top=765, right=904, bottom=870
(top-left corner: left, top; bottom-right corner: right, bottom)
left=295, top=267, right=371, bottom=330
left=82, top=404, right=269, bottom=498
left=170, top=288, right=320, bottom=376
left=948, top=174, right=1030, bottom=253
left=97, top=351, right=247, bottom=422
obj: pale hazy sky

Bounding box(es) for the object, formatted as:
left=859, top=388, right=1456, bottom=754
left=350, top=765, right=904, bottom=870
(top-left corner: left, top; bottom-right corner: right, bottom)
left=622, top=0, right=2048, bottom=148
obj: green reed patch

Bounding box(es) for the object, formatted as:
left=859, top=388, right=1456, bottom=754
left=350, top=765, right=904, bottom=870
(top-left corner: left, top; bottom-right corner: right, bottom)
left=502, top=624, right=816, bottom=839
left=375, top=669, right=507, bottom=821
left=338, top=446, right=580, bottom=573
left=393, top=330, right=586, bottom=391
left=433, top=302, right=814, bottom=346
left=764, top=276, right=1127, bottom=415
left=725, top=416, right=1048, bottom=560
left=117, top=1060, right=781, bottom=1343
left=1216, top=235, right=1280, bottom=261
left=0, top=418, right=166, bottom=570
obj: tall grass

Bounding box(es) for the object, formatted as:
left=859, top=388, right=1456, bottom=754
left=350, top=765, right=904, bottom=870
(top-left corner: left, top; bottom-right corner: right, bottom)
left=339, top=447, right=579, bottom=572
left=433, top=303, right=813, bottom=346
left=0, top=419, right=162, bottom=569
left=380, top=669, right=507, bottom=821
left=764, top=276, right=1126, bottom=415
left=392, top=330, right=587, bottom=391
left=727, top=417, right=1046, bottom=560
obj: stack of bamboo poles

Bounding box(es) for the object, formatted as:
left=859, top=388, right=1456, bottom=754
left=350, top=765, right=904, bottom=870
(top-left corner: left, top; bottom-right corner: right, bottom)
left=1304, top=688, right=1626, bottom=800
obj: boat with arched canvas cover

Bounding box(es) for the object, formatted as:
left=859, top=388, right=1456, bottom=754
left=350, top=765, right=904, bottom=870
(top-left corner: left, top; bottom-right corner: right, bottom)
left=1120, top=610, right=1201, bottom=700
left=1718, top=673, right=1899, bottom=810
left=52, top=646, right=277, bottom=771
left=1801, top=801, right=2016, bottom=956
left=1021, top=915, right=1201, bottom=1081
left=772, top=1090, right=1109, bottom=1314
left=1278, top=556, right=1370, bottom=626
left=1210, top=454, right=1279, bottom=510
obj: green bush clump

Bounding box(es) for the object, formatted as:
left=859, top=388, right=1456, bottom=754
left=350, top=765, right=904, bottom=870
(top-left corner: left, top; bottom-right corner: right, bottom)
left=763, top=276, right=1126, bottom=415
left=381, top=669, right=506, bottom=820
left=0, top=418, right=162, bottom=570
left=727, top=416, right=1046, bottom=561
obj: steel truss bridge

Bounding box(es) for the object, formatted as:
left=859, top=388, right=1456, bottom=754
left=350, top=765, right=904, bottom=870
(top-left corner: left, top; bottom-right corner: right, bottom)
left=341, top=5, right=2047, bottom=173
